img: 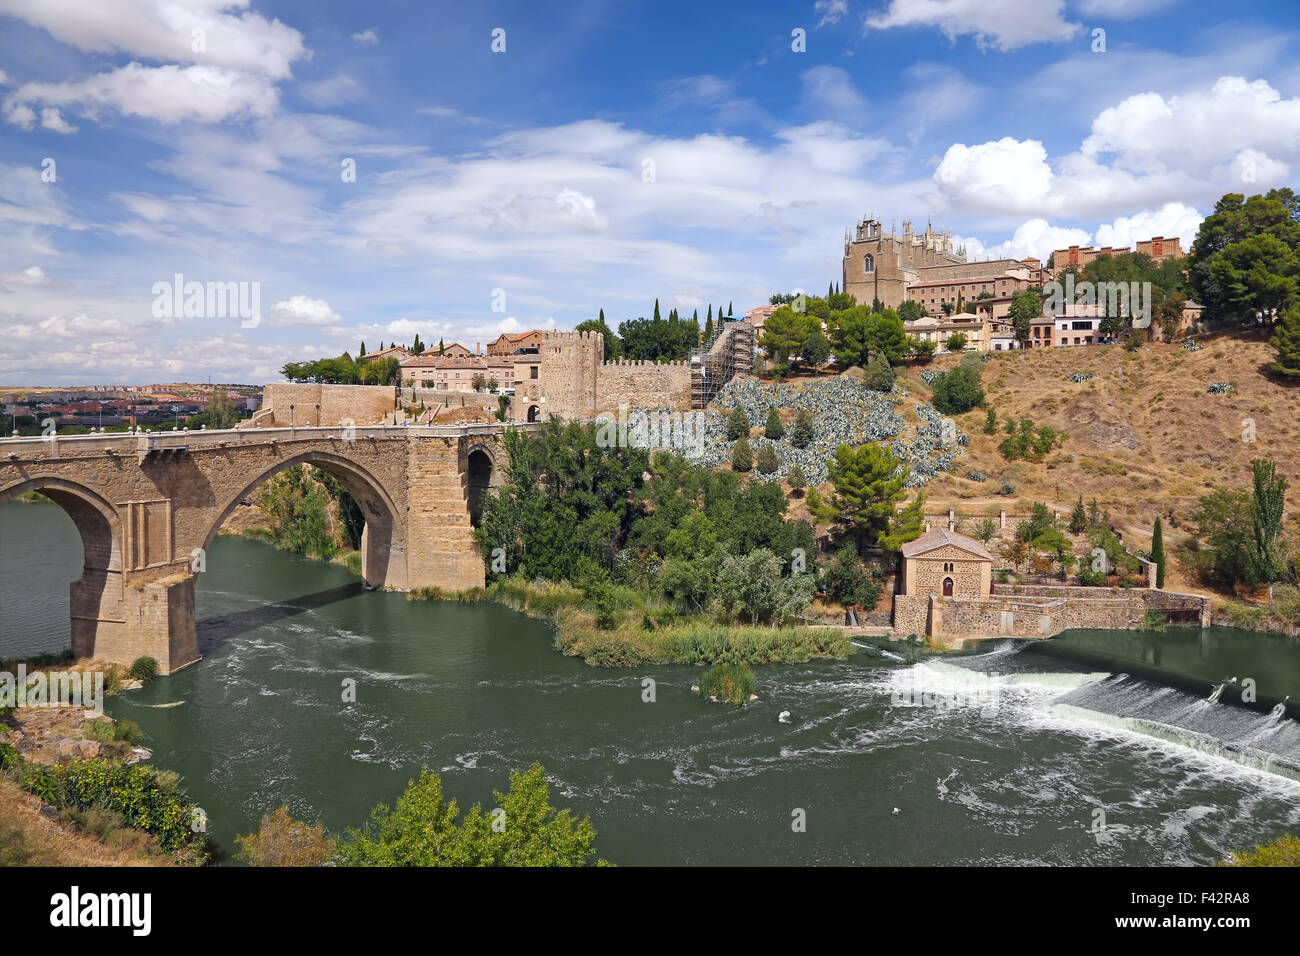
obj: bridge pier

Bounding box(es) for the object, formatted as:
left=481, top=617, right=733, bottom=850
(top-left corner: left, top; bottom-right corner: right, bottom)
left=1, top=424, right=515, bottom=674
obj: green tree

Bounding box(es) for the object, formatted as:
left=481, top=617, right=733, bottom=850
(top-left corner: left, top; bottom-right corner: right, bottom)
left=1250, top=458, right=1287, bottom=584
left=759, top=307, right=812, bottom=366
left=909, top=336, right=937, bottom=362
left=1270, top=307, right=1300, bottom=378
left=1189, top=189, right=1300, bottom=320
left=862, top=352, right=894, bottom=392
left=1069, top=497, right=1088, bottom=535
left=765, top=407, right=785, bottom=440
left=713, top=548, right=817, bottom=626
left=1151, top=515, right=1166, bottom=589
left=1208, top=233, right=1299, bottom=319
left=880, top=493, right=925, bottom=552
left=898, top=300, right=924, bottom=323
left=801, top=328, right=832, bottom=367
left=756, top=443, right=779, bottom=475
left=334, top=764, right=601, bottom=866
left=789, top=408, right=814, bottom=448
left=806, top=444, right=908, bottom=550
left=732, top=437, right=753, bottom=472
left=820, top=546, right=880, bottom=608
left=945, top=331, right=968, bottom=352
left=930, top=365, right=984, bottom=415
left=236, top=807, right=334, bottom=866
left=726, top=406, right=751, bottom=441
left=983, top=407, right=998, bottom=435
left=786, top=464, right=807, bottom=497
left=1008, top=290, right=1040, bottom=345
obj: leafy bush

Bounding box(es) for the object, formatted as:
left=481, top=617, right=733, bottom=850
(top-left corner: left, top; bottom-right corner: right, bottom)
left=1222, top=834, right=1300, bottom=867
left=236, top=807, right=335, bottom=866
left=930, top=365, right=984, bottom=415
left=128, top=657, right=158, bottom=682
left=8, top=753, right=205, bottom=860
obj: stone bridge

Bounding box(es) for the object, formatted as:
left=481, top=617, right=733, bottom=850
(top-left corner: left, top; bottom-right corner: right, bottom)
left=0, top=423, right=521, bottom=674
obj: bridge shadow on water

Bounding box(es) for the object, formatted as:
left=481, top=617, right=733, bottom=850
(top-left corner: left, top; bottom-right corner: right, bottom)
left=196, top=582, right=367, bottom=655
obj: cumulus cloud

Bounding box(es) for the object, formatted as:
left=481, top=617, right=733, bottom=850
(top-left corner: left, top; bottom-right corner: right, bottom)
left=351, top=28, right=379, bottom=45
left=865, top=0, right=1081, bottom=51
left=957, top=202, right=1204, bottom=263
left=269, top=295, right=341, bottom=327
left=933, top=77, right=1299, bottom=219
left=1, top=0, right=306, bottom=128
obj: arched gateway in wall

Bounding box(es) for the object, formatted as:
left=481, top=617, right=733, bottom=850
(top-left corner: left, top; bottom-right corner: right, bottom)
left=0, top=423, right=517, bottom=674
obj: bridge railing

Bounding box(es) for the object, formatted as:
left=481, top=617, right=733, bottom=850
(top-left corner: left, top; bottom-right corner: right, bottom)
left=0, top=422, right=534, bottom=460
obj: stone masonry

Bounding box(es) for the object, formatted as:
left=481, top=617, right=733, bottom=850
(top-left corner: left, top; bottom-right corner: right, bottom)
left=0, top=424, right=515, bottom=674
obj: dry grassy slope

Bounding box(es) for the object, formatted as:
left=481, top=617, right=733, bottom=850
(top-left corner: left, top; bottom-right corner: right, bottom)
left=899, top=331, right=1300, bottom=550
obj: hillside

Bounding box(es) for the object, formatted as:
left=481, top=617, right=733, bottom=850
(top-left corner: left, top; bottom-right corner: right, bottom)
left=898, top=330, right=1300, bottom=552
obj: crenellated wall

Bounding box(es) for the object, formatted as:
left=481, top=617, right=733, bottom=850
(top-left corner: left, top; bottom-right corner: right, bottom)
left=596, top=358, right=692, bottom=414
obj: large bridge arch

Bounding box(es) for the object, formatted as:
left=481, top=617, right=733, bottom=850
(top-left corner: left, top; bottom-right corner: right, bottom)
left=199, top=450, right=406, bottom=590
left=0, top=476, right=124, bottom=660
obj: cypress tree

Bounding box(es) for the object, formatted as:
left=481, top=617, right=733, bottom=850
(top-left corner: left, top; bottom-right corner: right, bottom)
left=765, top=406, right=784, bottom=440
left=599, top=307, right=605, bottom=322
left=1270, top=307, right=1300, bottom=378
left=654, top=298, right=661, bottom=321
left=728, top=302, right=733, bottom=316
left=1152, top=516, right=1166, bottom=589
left=359, top=341, right=366, bottom=357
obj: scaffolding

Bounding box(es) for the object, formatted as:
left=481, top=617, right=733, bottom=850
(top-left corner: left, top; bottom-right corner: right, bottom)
left=691, top=320, right=755, bottom=409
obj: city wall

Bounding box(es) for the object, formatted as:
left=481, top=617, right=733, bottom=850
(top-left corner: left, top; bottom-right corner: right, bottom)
left=250, top=383, right=397, bottom=427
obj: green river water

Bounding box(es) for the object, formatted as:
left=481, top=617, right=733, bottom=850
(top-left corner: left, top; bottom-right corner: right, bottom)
left=3, top=499, right=1300, bottom=865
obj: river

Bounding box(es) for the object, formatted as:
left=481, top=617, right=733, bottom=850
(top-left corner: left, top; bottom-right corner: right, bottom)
left=3, top=498, right=1300, bottom=865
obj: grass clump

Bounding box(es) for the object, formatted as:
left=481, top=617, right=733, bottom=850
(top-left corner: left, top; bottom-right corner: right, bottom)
left=697, top=663, right=756, bottom=707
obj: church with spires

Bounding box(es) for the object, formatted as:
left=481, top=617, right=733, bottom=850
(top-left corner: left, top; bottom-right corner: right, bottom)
left=842, top=215, right=969, bottom=311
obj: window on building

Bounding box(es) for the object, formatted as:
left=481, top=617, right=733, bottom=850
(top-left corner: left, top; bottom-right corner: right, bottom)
left=864, top=254, right=874, bottom=273
left=530, top=367, right=539, bottom=379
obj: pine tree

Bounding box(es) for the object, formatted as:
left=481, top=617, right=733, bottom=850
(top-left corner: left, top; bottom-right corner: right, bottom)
left=1151, top=515, right=1166, bottom=589
left=881, top=493, right=926, bottom=552
left=787, top=464, right=807, bottom=497
left=806, top=443, right=909, bottom=551
left=789, top=408, right=815, bottom=448
left=983, top=407, right=998, bottom=434
left=765, top=407, right=784, bottom=440
left=1271, top=307, right=1300, bottom=378
left=755, top=443, right=778, bottom=475
left=1069, top=496, right=1088, bottom=535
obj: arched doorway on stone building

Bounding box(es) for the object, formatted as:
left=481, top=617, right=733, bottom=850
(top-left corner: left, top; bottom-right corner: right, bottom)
left=942, top=577, right=954, bottom=597
left=526, top=405, right=541, bottom=423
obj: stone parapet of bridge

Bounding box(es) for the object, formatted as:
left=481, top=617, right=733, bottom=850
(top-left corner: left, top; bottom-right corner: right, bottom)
left=0, top=422, right=522, bottom=674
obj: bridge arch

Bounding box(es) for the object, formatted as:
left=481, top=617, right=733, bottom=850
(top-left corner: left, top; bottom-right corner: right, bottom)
left=201, top=450, right=404, bottom=589
left=0, top=476, right=123, bottom=659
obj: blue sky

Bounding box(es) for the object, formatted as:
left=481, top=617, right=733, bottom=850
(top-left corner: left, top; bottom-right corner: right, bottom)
left=1, top=0, right=1298, bottom=385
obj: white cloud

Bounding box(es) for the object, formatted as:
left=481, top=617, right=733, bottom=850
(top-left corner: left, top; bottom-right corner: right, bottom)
left=865, top=0, right=1080, bottom=51
left=0, top=265, right=51, bottom=286
left=9, top=63, right=281, bottom=125
left=40, top=108, right=77, bottom=133
left=0, top=0, right=306, bottom=78
left=799, top=66, right=869, bottom=124
left=0, top=0, right=307, bottom=129
left=814, top=0, right=849, bottom=27
left=269, top=295, right=341, bottom=327
left=1093, top=202, right=1203, bottom=249
left=351, top=28, right=379, bottom=46
left=957, top=202, right=1204, bottom=264
left=933, top=77, right=1299, bottom=219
